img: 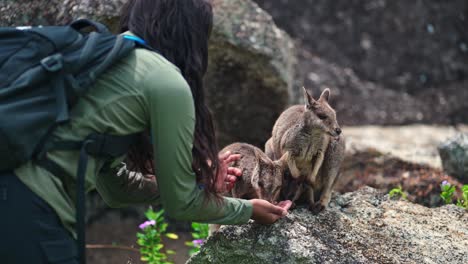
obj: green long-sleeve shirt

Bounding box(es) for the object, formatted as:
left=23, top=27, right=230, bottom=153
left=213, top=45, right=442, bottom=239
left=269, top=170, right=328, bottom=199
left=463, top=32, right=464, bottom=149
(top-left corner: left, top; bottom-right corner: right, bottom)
left=14, top=34, right=252, bottom=237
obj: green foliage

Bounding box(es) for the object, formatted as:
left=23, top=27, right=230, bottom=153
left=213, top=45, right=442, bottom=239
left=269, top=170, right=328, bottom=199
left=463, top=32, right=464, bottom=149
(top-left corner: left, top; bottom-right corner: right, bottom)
left=186, top=222, right=209, bottom=256
left=456, top=185, right=468, bottom=209
left=388, top=186, right=407, bottom=200
left=389, top=182, right=467, bottom=210
left=137, top=208, right=178, bottom=264
left=440, top=181, right=456, bottom=204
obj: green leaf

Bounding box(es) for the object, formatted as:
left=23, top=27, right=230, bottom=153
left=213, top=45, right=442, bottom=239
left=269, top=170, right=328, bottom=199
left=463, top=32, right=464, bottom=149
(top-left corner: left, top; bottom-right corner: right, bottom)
left=166, top=249, right=176, bottom=255
left=165, top=233, right=179, bottom=240
left=185, top=241, right=194, bottom=246
left=155, top=209, right=165, bottom=220
left=137, top=238, right=145, bottom=246
left=145, top=208, right=157, bottom=220
left=189, top=248, right=199, bottom=256
left=388, top=186, right=407, bottom=200
left=156, top=243, right=164, bottom=250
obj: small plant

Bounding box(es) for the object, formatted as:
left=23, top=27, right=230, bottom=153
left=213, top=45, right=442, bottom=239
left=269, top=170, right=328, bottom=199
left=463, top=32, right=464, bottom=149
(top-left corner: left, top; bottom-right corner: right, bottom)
left=456, top=185, right=468, bottom=209
left=137, top=208, right=178, bottom=264
left=185, top=222, right=209, bottom=256
left=388, top=186, right=407, bottom=200
left=440, top=180, right=456, bottom=204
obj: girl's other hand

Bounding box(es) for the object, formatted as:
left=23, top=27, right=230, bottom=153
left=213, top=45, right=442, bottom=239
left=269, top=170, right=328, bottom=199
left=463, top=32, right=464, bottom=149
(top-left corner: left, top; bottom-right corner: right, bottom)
left=251, top=199, right=292, bottom=224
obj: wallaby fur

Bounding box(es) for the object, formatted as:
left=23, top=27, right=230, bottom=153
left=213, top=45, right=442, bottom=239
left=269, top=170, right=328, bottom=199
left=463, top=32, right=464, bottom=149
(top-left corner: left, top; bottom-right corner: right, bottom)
left=265, top=87, right=345, bottom=213
left=221, top=142, right=289, bottom=202
left=209, top=142, right=289, bottom=235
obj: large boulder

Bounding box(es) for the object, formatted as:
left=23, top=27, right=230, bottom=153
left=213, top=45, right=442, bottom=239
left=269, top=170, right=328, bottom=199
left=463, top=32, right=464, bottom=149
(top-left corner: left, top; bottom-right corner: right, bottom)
left=438, top=133, right=468, bottom=183
left=205, top=0, right=295, bottom=147
left=188, top=187, right=468, bottom=264
left=0, top=0, right=296, bottom=147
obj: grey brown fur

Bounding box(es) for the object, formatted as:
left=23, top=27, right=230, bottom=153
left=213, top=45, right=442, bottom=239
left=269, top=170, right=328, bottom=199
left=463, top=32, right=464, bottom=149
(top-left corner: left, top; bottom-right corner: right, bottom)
left=221, top=142, right=289, bottom=203
left=210, top=143, right=289, bottom=235
left=265, top=87, right=345, bottom=213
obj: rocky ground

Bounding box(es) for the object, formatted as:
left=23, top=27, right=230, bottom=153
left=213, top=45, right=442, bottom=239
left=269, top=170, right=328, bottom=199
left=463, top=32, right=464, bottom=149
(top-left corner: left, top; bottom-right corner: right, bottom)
left=337, top=125, right=468, bottom=207
left=188, top=187, right=468, bottom=264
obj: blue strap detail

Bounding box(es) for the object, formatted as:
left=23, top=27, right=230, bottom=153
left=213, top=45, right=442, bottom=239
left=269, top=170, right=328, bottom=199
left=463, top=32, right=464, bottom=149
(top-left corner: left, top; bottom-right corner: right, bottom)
left=123, top=35, right=147, bottom=45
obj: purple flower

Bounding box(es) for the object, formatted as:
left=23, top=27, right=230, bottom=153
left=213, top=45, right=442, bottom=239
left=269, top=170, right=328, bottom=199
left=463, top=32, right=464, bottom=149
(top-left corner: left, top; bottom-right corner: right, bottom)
left=139, top=220, right=156, bottom=230
left=441, top=180, right=450, bottom=187
left=192, top=239, right=205, bottom=247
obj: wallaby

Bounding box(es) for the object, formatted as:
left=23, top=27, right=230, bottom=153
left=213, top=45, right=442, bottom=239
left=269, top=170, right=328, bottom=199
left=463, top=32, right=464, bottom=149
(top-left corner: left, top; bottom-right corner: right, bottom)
left=209, top=142, right=289, bottom=235
left=265, top=87, right=345, bottom=213
left=221, top=142, right=289, bottom=202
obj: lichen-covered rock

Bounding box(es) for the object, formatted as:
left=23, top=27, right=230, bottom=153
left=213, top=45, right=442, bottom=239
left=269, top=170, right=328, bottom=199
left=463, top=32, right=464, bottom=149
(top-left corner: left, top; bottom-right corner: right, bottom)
left=187, top=187, right=468, bottom=264
left=438, top=133, right=468, bottom=183
left=0, top=0, right=295, bottom=147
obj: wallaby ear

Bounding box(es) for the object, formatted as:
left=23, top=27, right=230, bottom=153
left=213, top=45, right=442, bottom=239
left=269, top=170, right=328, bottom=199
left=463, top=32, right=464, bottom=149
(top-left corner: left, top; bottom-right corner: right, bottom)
left=303, top=87, right=317, bottom=108
left=319, top=88, right=331, bottom=102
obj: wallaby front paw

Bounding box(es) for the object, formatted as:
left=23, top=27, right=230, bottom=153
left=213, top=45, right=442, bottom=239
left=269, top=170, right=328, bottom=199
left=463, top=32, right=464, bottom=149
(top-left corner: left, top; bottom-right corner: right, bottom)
left=309, top=202, right=325, bottom=214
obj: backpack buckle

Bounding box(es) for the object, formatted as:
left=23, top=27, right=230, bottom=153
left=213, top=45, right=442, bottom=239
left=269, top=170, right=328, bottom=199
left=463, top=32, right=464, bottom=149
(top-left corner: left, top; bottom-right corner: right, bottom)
left=41, top=54, right=63, bottom=72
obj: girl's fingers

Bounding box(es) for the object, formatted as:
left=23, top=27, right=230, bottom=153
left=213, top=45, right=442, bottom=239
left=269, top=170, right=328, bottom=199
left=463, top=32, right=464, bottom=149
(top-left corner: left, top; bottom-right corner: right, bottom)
left=227, top=167, right=242, bottom=177
left=219, top=151, right=231, bottom=160
left=223, top=154, right=242, bottom=164
left=225, top=175, right=237, bottom=183
left=277, top=200, right=293, bottom=211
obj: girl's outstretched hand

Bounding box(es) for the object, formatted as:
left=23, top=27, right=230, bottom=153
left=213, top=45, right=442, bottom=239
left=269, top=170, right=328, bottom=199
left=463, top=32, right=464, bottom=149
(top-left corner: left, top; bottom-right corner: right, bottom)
left=216, top=151, right=242, bottom=192
left=251, top=199, right=292, bottom=224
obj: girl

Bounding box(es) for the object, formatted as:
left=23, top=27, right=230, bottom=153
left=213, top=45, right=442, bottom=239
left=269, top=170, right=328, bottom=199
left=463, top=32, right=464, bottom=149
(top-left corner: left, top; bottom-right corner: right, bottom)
left=0, top=0, right=291, bottom=263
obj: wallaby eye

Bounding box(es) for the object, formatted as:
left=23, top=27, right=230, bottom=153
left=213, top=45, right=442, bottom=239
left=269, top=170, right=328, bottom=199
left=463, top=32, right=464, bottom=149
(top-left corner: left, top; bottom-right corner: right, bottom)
left=317, top=113, right=327, bottom=120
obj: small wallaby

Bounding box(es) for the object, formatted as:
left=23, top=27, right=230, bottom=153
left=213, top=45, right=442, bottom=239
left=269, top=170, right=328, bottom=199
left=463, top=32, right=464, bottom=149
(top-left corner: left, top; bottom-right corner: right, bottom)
left=265, top=87, right=345, bottom=213
left=209, top=142, right=289, bottom=235
left=220, top=142, right=289, bottom=203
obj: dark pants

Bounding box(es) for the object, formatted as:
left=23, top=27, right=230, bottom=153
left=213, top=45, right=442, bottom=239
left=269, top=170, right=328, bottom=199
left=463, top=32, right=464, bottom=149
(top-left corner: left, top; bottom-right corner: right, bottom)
left=0, top=172, right=78, bottom=264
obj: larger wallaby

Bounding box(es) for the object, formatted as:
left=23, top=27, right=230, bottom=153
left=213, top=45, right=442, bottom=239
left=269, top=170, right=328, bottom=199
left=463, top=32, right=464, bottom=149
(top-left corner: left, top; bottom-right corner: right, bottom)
left=265, top=87, right=345, bottom=213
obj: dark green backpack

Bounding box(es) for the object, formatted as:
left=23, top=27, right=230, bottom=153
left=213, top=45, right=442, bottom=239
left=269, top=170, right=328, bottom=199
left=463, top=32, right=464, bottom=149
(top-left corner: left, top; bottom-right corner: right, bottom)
left=0, top=19, right=149, bottom=264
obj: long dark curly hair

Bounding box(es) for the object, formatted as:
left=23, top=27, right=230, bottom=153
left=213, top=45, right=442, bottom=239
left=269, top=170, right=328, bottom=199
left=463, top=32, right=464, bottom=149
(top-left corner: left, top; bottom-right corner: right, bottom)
left=120, top=0, right=222, bottom=199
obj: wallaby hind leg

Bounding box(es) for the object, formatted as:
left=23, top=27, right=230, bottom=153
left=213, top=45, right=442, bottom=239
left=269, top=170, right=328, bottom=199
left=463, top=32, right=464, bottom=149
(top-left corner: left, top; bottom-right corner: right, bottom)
left=312, top=137, right=345, bottom=214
